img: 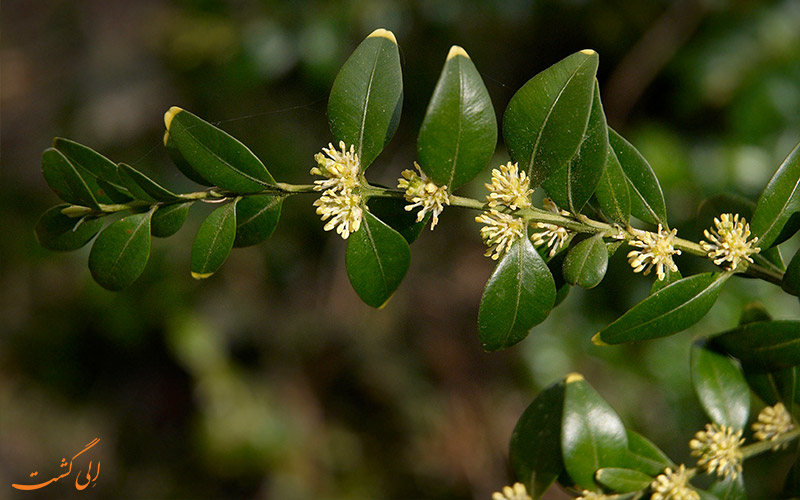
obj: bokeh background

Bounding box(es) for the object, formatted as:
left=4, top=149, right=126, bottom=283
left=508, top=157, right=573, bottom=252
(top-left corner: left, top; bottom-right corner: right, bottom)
left=2, top=0, right=800, bottom=498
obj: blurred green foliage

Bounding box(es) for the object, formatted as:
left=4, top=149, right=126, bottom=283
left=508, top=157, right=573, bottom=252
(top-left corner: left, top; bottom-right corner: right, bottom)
left=2, top=0, right=799, bottom=498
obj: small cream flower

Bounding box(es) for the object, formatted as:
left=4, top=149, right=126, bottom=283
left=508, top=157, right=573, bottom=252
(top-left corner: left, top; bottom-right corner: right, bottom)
left=627, top=225, right=681, bottom=281
left=313, top=189, right=363, bottom=239
left=531, top=198, right=571, bottom=257
left=700, top=213, right=760, bottom=271
left=576, top=490, right=616, bottom=500
left=398, top=162, right=450, bottom=230
left=650, top=465, right=698, bottom=500
left=485, top=162, right=533, bottom=210
left=491, top=482, right=531, bottom=500
left=476, top=210, right=525, bottom=260
left=312, top=141, right=361, bottom=194
left=689, top=423, right=743, bottom=479
left=753, top=402, right=794, bottom=450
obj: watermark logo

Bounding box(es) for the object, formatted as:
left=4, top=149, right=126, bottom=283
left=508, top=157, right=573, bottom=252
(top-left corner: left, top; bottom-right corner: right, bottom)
left=12, top=438, right=100, bottom=491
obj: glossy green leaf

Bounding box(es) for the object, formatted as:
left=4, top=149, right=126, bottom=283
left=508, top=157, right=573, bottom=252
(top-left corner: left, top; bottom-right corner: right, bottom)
left=117, top=163, right=182, bottom=202
left=88, top=211, right=152, bottom=290
left=164, top=130, right=212, bottom=186
left=595, top=468, right=652, bottom=493
left=740, top=302, right=772, bottom=325
left=417, top=46, right=496, bottom=190
left=41, top=148, right=101, bottom=209
left=53, top=137, right=132, bottom=203
left=503, top=50, right=598, bottom=186
left=594, top=273, right=730, bottom=345
left=562, top=373, right=629, bottom=491
left=783, top=247, right=800, bottom=296
left=165, top=107, right=275, bottom=193
left=751, top=140, right=800, bottom=248
left=35, top=205, right=104, bottom=251
left=697, top=490, right=722, bottom=500
left=233, top=195, right=282, bottom=247
left=478, top=235, right=556, bottom=351
left=650, top=268, right=682, bottom=295
left=509, top=380, right=565, bottom=498
left=345, top=210, right=411, bottom=308
left=328, top=29, right=402, bottom=169
left=690, top=344, right=750, bottom=429
left=711, top=320, right=800, bottom=371
left=563, top=235, right=608, bottom=289
left=191, top=201, right=238, bottom=279
left=366, top=196, right=427, bottom=244
left=609, top=129, right=667, bottom=227
left=151, top=202, right=192, bottom=238
left=623, top=430, right=673, bottom=476
left=595, top=148, right=631, bottom=225
left=543, top=82, right=608, bottom=213
left=709, top=476, right=746, bottom=500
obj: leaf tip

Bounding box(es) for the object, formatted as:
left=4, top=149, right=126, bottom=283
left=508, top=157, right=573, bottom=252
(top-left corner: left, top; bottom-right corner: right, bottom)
left=164, top=106, right=183, bottom=131
left=446, top=45, right=469, bottom=61
left=191, top=271, right=214, bottom=280
left=591, top=332, right=608, bottom=346
left=580, top=49, right=597, bottom=56
left=367, top=28, right=396, bottom=44
left=163, top=130, right=170, bottom=147
left=565, top=372, right=584, bottom=383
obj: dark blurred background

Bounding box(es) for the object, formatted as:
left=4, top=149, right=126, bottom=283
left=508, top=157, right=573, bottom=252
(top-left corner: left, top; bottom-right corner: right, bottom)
left=2, top=0, right=800, bottom=498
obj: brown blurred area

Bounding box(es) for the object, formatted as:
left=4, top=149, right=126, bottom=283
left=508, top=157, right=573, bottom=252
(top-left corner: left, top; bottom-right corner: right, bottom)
left=2, top=1, right=799, bottom=498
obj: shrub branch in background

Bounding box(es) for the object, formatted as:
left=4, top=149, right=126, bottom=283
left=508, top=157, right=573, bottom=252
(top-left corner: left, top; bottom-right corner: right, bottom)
left=35, top=28, right=800, bottom=499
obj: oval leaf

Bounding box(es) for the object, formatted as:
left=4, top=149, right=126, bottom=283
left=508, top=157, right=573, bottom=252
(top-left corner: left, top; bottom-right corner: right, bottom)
left=417, top=45, right=497, bottom=190
left=191, top=201, right=238, bottom=279
left=623, top=430, right=674, bottom=476
left=117, top=163, right=182, bottom=202
left=503, top=50, right=598, bottom=186
left=709, top=476, right=746, bottom=500
left=609, top=129, right=667, bottom=227
left=650, top=268, right=682, bottom=295
left=543, top=81, right=608, bottom=213
left=345, top=210, right=411, bottom=308
left=35, top=205, right=104, bottom=251
left=165, top=107, right=275, bottom=193
left=595, top=468, right=652, bottom=493
left=151, top=202, right=192, bottom=238
left=595, top=147, right=631, bottom=225
left=783, top=247, right=800, bottom=296
left=711, top=320, right=800, bottom=371
left=563, top=235, right=608, bottom=289
left=594, top=273, right=730, bottom=345
left=562, top=373, right=629, bottom=491
left=478, top=235, right=556, bottom=351
left=88, top=211, right=152, bottom=290
left=164, top=130, right=212, bottom=186
left=42, top=148, right=101, bottom=209
left=328, top=29, right=402, bottom=169
left=509, top=380, right=566, bottom=498
left=366, top=196, right=427, bottom=244
left=751, top=140, right=800, bottom=248
left=53, top=137, right=132, bottom=203
left=691, top=344, right=750, bottom=429
left=234, top=195, right=282, bottom=247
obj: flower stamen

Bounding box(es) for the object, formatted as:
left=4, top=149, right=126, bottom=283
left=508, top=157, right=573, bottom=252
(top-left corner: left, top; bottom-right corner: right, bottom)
left=689, top=423, right=743, bottom=479
left=485, top=161, right=533, bottom=210
left=627, top=225, right=681, bottom=281
left=398, top=162, right=450, bottom=230
left=476, top=210, right=525, bottom=260
left=700, top=213, right=760, bottom=271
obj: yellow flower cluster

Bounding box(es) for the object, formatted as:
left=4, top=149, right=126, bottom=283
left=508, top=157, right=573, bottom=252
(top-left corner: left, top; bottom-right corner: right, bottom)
left=491, top=482, right=531, bottom=500
left=753, top=402, right=794, bottom=450
left=650, top=465, right=698, bottom=500
left=397, top=162, right=450, bottom=229
left=311, top=141, right=363, bottom=239
left=689, top=423, right=743, bottom=479
left=700, top=213, right=760, bottom=271
left=627, top=225, right=680, bottom=281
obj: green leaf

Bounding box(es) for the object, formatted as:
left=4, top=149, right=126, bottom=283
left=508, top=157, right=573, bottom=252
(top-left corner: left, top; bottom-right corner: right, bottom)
left=151, top=202, right=192, bottom=238
left=650, top=268, right=682, bottom=295
left=164, top=130, right=212, bottom=186
left=117, top=163, right=182, bottom=202
left=594, top=273, right=730, bottom=345
left=191, top=201, right=238, bottom=279
left=623, top=430, right=674, bottom=476
left=88, top=211, right=152, bottom=290
left=503, top=50, right=598, bottom=186
left=783, top=247, right=800, bottom=296
left=751, top=140, right=800, bottom=248
left=165, top=107, right=275, bottom=193
left=233, top=195, right=282, bottom=247
left=345, top=210, right=411, bottom=308
left=478, top=235, right=556, bottom=351
left=41, top=148, right=101, bottom=209
left=697, top=490, right=722, bottom=500
left=595, top=468, right=652, bottom=493
left=509, top=380, right=565, bottom=499
left=739, top=302, right=772, bottom=325
left=328, top=29, right=402, bottom=169
left=784, top=453, right=800, bottom=498
left=53, top=137, right=132, bottom=203
left=417, top=45, right=497, bottom=190
left=710, top=320, right=800, bottom=371
left=609, top=129, right=667, bottom=227
left=366, top=196, right=427, bottom=244
left=709, top=476, right=746, bottom=500
left=543, top=81, right=608, bottom=213
left=690, top=344, right=750, bottom=429
left=595, top=148, right=631, bottom=225
left=561, top=373, right=629, bottom=491
left=563, top=235, right=608, bottom=289
left=34, top=205, right=104, bottom=251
